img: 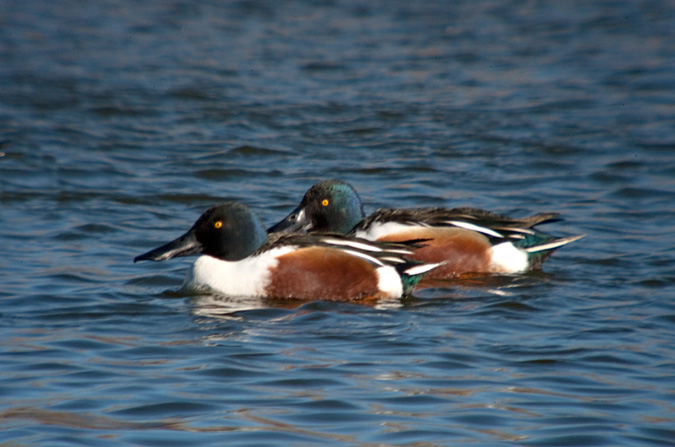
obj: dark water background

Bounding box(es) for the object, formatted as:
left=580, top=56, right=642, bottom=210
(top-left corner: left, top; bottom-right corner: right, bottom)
left=2, top=1, right=674, bottom=445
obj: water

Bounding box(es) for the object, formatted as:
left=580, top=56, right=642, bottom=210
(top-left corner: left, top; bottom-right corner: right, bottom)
left=1, top=0, right=674, bottom=445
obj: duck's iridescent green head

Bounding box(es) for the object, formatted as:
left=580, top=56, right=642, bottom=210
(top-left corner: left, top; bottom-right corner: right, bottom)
left=268, top=179, right=365, bottom=234
left=135, top=201, right=268, bottom=263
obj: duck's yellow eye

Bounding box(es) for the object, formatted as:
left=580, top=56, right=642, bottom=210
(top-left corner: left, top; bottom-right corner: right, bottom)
left=321, top=199, right=329, bottom=207
left=214, top=221, right=223, bottom=229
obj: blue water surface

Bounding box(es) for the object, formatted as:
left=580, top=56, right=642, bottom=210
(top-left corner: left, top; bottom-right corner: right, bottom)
left=1, top=1, right=674, bottom=446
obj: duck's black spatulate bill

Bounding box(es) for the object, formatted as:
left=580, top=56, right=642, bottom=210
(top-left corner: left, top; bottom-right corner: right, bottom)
left=134, top=230, right=202, bottom=262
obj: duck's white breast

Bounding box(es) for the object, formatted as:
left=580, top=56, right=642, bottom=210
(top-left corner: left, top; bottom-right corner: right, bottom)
left=183, top=246, right=295, bottom=296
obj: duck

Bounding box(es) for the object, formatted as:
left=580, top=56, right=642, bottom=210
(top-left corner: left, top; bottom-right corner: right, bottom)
left=134, top=201, right=439, bottom=301
left=268, top=180, right=584, bottom=280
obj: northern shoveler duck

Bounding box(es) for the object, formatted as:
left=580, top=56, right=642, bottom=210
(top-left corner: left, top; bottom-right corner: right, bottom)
left=268, top=180, right=584, bottom=280
left=134, top=201, right=439, bottom=301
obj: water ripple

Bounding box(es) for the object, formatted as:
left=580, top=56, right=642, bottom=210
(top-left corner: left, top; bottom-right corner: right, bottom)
left=2, top=0, right=675, bottom=445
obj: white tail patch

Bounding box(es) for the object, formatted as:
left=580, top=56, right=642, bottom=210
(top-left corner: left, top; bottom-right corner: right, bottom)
left=446, top=221, right=504, bottom=238
left=490, top=242, right=529, bottom=273
left=523, top=235, right=586, bottom=253
left=376, top=266, right=404, bottom=298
